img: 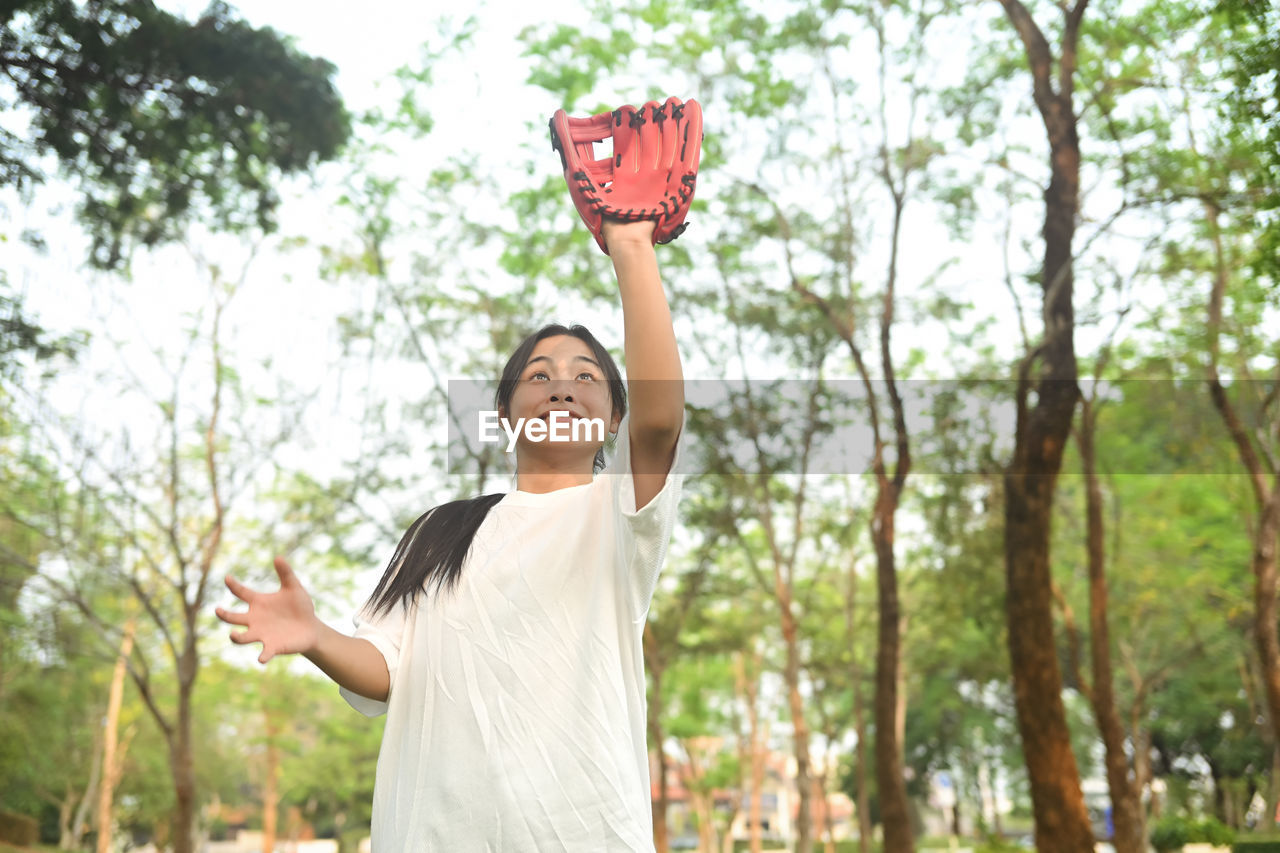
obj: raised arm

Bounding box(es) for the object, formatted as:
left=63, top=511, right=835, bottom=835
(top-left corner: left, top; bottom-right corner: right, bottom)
left=602, top=219, right=685, bottom=510
left=216, top=557, right=390, bottom=701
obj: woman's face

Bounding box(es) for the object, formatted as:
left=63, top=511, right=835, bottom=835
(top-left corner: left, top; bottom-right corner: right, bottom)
left=501, top=335, right=620, bottom=458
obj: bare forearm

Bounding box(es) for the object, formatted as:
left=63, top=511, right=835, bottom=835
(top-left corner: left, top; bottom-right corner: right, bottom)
left=304, top=623, right=390, bottom=701
left=607, top=235, right=684, bottom=431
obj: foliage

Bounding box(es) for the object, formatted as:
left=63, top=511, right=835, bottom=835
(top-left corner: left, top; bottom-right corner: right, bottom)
left=1151, top=815, right=1237, bottom=852
left=0, top=287, right=85, bottom=382
left=0, top=0, right=351, bottom=269
left=2, top=0, right=1279, bottom=845
left=1151, top=816, right=1195, bottom=853
left=1214, top=0, right=1280, bottom=280
left=1234, top=839, right=1280, bottom=853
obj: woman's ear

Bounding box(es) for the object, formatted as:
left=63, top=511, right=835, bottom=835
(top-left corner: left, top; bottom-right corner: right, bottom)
left=609, top=411, right=622, bottom=436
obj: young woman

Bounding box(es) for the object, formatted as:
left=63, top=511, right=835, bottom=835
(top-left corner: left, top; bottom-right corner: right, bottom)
left=215, top=215, right=686, bottom=851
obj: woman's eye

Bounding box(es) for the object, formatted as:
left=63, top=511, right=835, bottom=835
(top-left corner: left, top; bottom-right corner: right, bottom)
left=526, top=370, right=595, bottom=381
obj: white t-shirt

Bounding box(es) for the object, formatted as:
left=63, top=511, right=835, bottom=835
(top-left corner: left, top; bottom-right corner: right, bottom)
left=341, top=414, right=685, bottom=852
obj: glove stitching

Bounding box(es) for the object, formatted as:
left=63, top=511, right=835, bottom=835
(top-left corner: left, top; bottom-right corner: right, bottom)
left=555, top=100, right=700, bottom=250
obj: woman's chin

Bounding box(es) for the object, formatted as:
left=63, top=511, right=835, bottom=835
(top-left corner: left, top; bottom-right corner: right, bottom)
left=516, top=441, right=602, bottom=462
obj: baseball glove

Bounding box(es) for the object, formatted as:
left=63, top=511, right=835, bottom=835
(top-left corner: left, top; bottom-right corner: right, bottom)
left=549, top=96, right=702, bottom=255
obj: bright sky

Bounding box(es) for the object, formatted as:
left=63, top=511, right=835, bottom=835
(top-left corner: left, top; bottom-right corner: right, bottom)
left=7, top=1, right=603, bottom=626
left=8, top=0, right=1022, bottom=574
left=174, top=1, right=566, bottom=109
left=18, top=0, right=1262, bottom=622
left=17, top=0, right=585, bottom=434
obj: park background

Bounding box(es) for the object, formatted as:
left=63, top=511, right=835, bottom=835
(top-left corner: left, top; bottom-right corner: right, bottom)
left=1, top=0, right=1278, bottom=852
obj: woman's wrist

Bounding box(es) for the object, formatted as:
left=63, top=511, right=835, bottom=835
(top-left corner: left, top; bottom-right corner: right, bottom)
left=602, top=219, right=656, bottom=250
left=301, top=616, right=331, bottom=659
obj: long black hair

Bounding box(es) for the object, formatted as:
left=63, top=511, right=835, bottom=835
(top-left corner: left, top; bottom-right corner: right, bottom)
left=363, top=324, right=627, bottom=616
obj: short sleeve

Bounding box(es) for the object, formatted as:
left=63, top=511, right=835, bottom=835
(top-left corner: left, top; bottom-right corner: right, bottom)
left=339, top=601, right=407, bottom=717
left=605, top=411, right=687, bottom=615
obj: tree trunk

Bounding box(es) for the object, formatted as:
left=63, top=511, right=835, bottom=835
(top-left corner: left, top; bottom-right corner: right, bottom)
left=264, top=705, right=281, bottom=853
left=978, top=763, right=997, bottom=836
left=1078, top=402, right=1145, bottom=853
left=721, top=798, right=742, bottom=853
left=779, top=589, right=814, bottom=853
left=649, top=656, right=671, bottom=853
left=855, top=683, right=872, bottom=853
left=168, top=638, right=200, bottom=853
left=67, top=728, right=101, bottom=850
left=768, top=564, right=815, bottom=853
left=790, top=56, right=915, bottom=848
left=823, top=770, right=838, bottom=853
left=1130, top=708, right=1152, bottom=840
left=56, top=786, right=75, bottom=851
left=1265, top=745, right=1280, bottom=832
left=1006, top=467, right=1092, bottom=853
left=97, top=618, right=136, bottom=853
left=845, top=548, right=873, bottom=853
left=736, top=652, right=765, bottom=853
left=873, top=485, right=913, bottom=853
left=681, top=740, right=717, bottom=853
left=1204, top=188, right=1280, bottom=768
left=1249, top=491, right=1280, bottom=745
left=996, top=1, right=1094, bottom=850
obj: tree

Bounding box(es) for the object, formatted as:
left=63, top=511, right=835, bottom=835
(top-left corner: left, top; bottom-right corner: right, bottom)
left=0, top=0, right=350, bottom=270
left=0, top=590, right=114, bottom=846
left=6, top=249, right=337, bottom=853
left=1214, top=0, right=1279, bottom=279
left=644, top=517, right=761, bottom=853
left=909, top=455, right=1023, bottom=839
left=1096, top=0, right=1280, bottom=810
left=993, top=0, right=1096, bottom=848
left=1071, top=382, right=1147, bottom=853
left=0, top=285, right=84, bottom=382
left=1054, top=376, right=1257, bottom=835
left=799, top=501, right=876, bottom=853
left=515, top=5, right=983, bottom=849
left=1203, top=124, right=1280, bottom=769
left=96, top=616, right=136, bottom=853
left=266, top=671, right=381, bottom=853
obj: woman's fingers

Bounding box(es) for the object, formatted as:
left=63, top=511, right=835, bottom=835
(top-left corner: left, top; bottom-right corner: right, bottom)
left=229, top=627, right=258, bottom=645
left=228, top=625, right=276, bottom=665
left=214, top=606, right=248, bottom=627
left=273, top=556, right=298, bottom=589
left=225, top=574, right=256, bottom=602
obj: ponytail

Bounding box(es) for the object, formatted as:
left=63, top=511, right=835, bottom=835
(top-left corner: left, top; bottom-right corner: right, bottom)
left=363, top=493, right=506, bottom=616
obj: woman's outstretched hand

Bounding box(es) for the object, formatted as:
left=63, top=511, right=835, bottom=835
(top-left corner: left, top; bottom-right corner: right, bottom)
left=216, top=557, right=320, bottom=664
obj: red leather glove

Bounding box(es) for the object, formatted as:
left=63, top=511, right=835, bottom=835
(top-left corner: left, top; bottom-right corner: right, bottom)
left=550, top=96, right=702, bottom=255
